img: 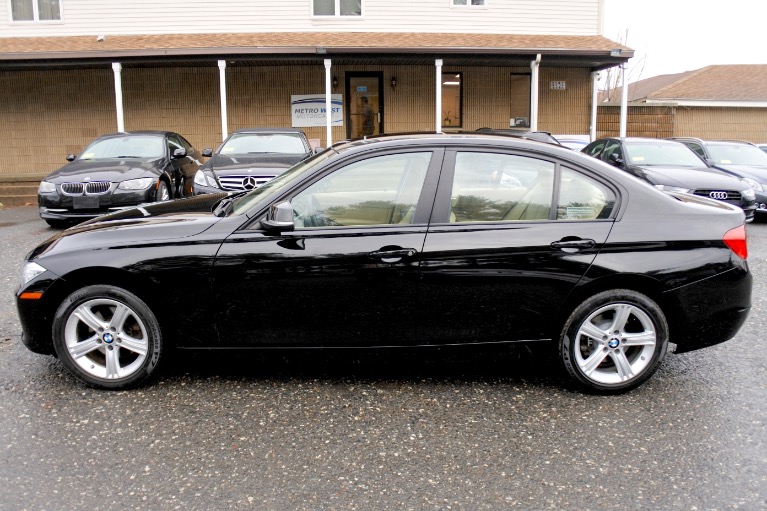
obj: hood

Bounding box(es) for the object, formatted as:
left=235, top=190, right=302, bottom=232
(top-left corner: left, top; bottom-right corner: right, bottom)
left=202, top=153, right=306, bottom=177
left=28, top=193, right=229, bottom=261
left=631, top=165, right=747, bottom=190
left=43, top=158, right=165, bottom=183
left=714, top=164, right=767, bottom=183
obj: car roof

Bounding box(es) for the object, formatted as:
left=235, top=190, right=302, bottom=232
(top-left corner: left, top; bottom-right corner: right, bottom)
left=232, top=128, right=306, bottom=135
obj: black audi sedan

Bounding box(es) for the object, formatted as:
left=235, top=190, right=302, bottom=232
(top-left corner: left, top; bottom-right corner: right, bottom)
left=193, top=128, right=314, bottom=194
left=582, top=137, right=756, bottom=221
left=17, top=133, right=752, bottom=393
left=37, top=131, right=202, bottom=228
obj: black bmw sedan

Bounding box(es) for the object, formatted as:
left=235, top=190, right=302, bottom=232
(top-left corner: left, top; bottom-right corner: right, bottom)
left=582, top=137, right=756, bottom=221
left=37, top=131, right=202, bottom=228
left=193, top=128, right=314, bottom=195
left=17, top=133, right=752, bottom=393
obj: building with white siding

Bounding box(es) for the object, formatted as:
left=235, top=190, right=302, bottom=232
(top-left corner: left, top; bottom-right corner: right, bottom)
left=0, top=0, right=631, bottom=195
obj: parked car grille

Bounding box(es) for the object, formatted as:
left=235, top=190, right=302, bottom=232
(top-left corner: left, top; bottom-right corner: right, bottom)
left=693, top=189, right=742, bottom=204
left=219, top=175, right=274, bottom=191
left=60, top=181, right=112, bottom=196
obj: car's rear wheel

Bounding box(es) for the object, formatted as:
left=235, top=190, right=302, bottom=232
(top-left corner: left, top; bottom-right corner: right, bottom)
left=52, top=285, right=163, bottom=389
left=559, top=289, right=668, bottom=393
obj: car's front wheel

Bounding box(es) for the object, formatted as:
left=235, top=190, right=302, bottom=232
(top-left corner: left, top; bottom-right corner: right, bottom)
left=155, top=180, right=170, bottom=201
left=52, top=285, right=163, bottom=389
left=559, top=289, right=668, bottom=393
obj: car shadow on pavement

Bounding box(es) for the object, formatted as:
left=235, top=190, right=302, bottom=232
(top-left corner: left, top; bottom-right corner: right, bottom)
left=162, top=343, right=567, bottom=388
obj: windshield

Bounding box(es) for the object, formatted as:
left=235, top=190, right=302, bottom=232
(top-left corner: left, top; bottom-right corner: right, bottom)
left=79, top=136, right=165, bottom=159
left=219, top=133, right=308, bottom=155
left=624, top=142, right=705, bottom=167
left=708, top=144, right=767, bottom=166
left=230, top=149, right=337, bottom=215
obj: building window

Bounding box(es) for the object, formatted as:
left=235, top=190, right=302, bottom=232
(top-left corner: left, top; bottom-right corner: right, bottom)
left=313, top=0, right=362, bottom=16
left=442, top=72, right=462, bottom=128
left=11, top=0, right=61, bottom=21
left=452, top=0, right=486, bottom=6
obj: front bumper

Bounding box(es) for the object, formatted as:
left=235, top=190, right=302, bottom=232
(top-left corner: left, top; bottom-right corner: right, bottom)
left=38, top=187, right=157, bottom=221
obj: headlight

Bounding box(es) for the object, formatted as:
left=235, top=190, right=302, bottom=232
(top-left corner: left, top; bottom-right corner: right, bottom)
left=118, top=178, right=154, bottom=190
left=741, top=186, right=756, bottom=201
left=741, top=178, right=763, bottom=193
left=654, top=185, right=691, bottom=194
left=38, top=181, right=56, bottom=193
left=194, top=170, right=219, bottom=188
left=21, top=261, right=46, bottom=287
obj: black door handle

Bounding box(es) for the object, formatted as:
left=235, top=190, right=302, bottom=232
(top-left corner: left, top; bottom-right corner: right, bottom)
left=550, top=239, right=596, bottom=252
left=368, top=248, right=417, bottom=263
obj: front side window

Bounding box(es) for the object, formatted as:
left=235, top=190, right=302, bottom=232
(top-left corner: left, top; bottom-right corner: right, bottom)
left=450, top=152, right=554, bottom=222
left=313, top=0, right=362, bottom=16
left=11, top=0, right=61, bottom=21
left=442, top=72, right=462, bottom=128
left=292, top=152, right=431, bottom=228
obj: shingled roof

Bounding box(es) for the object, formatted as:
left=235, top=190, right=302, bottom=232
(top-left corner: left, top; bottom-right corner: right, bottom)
left=605, top=65, right=767, bottom=103
left=0, top=32, right=631, bottom=64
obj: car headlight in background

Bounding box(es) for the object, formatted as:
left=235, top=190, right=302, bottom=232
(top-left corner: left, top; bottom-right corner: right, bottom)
left=741, top=186, right=756, bottom=201
left=117, top=178, right=154, bottom=190
left=741, top=178, right=762, bottom=193
left=38, top=181, right=56, bottom=193
left=194, top=170, right=220, bottom=188
left=21, top=261, right=46, bottom=287
left=654, top=185, right=691, bottom=194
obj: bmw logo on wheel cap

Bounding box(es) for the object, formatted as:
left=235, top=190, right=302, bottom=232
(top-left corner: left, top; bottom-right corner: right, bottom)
left=608, top=338, right=620, bottom=349
left=103, top=333, right=114, bottom=344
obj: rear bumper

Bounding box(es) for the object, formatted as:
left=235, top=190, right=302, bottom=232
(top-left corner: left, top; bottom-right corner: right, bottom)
left=664, top=265, right=752, bottom=353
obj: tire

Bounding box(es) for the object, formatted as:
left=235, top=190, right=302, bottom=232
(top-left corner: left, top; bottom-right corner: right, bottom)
left=155, top=180, right=170, bottom=202
left=559, top=289, right=668, bottom=394
left=52, top=285, right=163, bottom=389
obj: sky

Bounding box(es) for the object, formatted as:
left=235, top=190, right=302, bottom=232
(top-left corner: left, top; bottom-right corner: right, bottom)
left=602, top=0, right=765, bottom=83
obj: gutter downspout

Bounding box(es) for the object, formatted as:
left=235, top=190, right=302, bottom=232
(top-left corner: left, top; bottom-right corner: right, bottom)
left=111, top=62, right=125, bottom=132
left=590, top=71, right=601, bottom=142
left=324, top=59, right=332, bottom=146
left=218, top=60, right=228, bottom=140
left=435, top=59, right=443, bottom=133
left=620, top=64, right=628, bottom=137
left=530, top=54, right=541, bottom=131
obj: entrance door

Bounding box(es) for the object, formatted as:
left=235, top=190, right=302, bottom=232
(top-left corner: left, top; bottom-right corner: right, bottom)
left=346, top=72, right=383, bottom=139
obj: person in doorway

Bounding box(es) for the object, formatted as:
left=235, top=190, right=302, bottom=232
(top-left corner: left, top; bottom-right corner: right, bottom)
left=361, top=96, right=375, bottom=137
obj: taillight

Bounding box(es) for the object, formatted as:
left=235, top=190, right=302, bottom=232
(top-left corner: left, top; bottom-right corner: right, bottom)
left=723, top=225, right=748, bottom=260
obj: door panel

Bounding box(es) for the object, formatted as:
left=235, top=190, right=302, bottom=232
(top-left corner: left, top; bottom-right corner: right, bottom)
left=416, top=150, right=616, bottom=344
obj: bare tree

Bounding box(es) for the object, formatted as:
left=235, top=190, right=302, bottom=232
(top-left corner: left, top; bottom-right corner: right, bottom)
left=600, top=29, right=646, bottom=103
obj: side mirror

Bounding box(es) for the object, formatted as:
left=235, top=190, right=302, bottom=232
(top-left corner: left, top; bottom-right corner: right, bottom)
left=261, top=201, right=295, bottom=232
left=173, top=148, right=187, bottom=159
left=706, top=158, right=716, bottom=167
left=66, top=154, right=76, bottom=162
left=608, top=153, right=624, bottom=166
left=202, top=148, right=213, bottom=157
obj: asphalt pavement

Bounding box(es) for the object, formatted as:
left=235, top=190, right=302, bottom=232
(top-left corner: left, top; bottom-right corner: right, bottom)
left=0, top=205, right=765, bottom=511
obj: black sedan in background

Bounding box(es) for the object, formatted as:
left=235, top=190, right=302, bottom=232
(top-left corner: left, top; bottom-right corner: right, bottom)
left=37, top=131, right=201, bottom=228
left=193, top=128, right=314, bottom=194
left=582, top=137, right=756, bottom=221
left=17, top=134, right=751, bottom=393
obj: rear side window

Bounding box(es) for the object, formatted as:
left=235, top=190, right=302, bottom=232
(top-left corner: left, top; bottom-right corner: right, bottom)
left=450, top=152, right=555, bottom=222
left=448, top=152, right=616, bottom=223
left=558, top=168, right=616, bottom=220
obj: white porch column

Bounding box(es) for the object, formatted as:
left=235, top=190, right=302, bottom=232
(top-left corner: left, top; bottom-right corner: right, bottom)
left=529, top=54, right=541, bottom=131
left=620, top=64, right=628, bottom=137
left=324, top=59, right=332, bottom=146
left=111, top=62, right=125, bottom=132
left=590, top=71, right=601, bottom=142
left=218, top=60, right=228, bottom=140
left=435, top=59, right=443, bottom=133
